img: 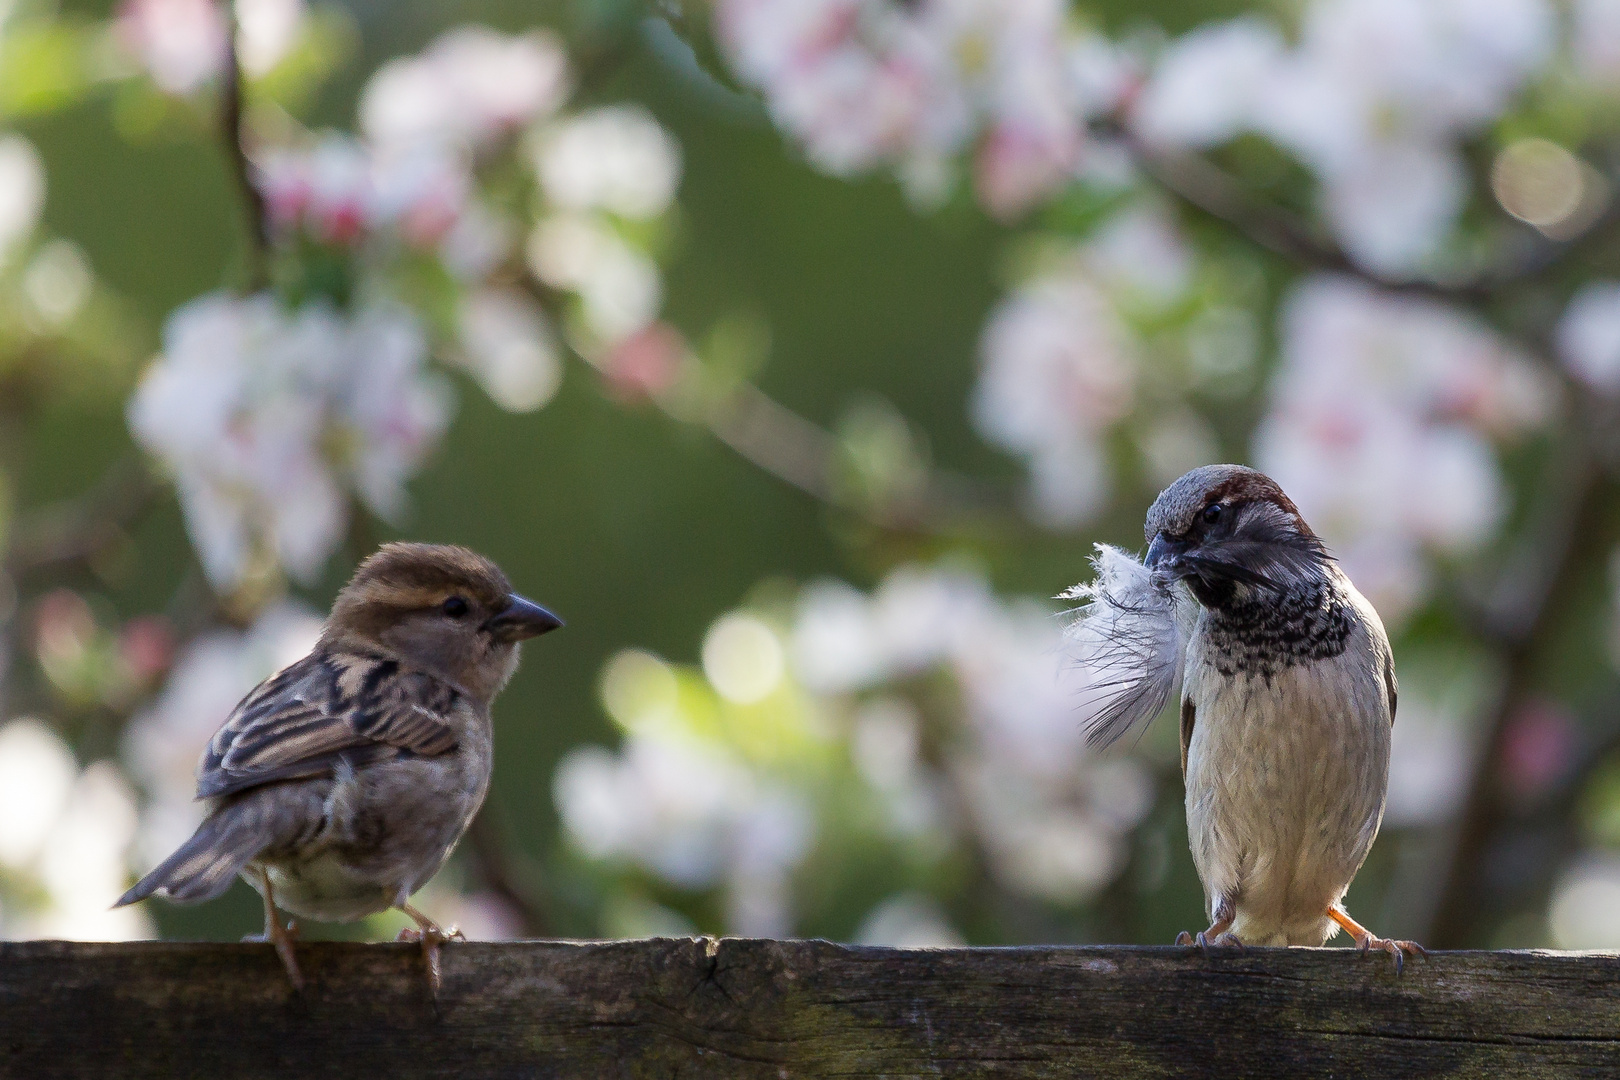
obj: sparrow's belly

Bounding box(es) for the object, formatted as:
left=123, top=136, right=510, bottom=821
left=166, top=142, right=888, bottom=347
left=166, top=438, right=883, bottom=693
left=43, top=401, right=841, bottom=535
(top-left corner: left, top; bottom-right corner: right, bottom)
left=1183, top=650, right=1391, bottom=945
left=246, top=748, right=491, bottom=924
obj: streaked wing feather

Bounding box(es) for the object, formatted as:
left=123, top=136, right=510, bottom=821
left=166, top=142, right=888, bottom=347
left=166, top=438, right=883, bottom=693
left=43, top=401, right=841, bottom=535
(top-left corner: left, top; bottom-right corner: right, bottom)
left=196, top=651, right=460, bottom=800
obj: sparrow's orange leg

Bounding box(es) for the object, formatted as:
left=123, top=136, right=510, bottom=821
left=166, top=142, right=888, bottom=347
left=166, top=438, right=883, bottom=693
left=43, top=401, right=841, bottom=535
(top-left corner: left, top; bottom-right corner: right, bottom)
left=1176, top=895, right=1244, bottom=952
left=245, top=868, right=304, bottom=991
left=1329, top=906, right=1426, bottom=974
left=397, top=902, right=465, bottom=993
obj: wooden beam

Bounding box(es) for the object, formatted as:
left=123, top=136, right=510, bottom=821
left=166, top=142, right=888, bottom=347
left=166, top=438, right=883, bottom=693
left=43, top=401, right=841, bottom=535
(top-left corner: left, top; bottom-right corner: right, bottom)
left=3, top=940, right=1618, bottom=1077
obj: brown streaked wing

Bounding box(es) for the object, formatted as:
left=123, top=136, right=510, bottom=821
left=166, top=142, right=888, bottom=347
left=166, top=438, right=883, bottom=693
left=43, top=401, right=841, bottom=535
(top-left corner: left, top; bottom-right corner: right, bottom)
left=195, top=650, right=460, bottom=800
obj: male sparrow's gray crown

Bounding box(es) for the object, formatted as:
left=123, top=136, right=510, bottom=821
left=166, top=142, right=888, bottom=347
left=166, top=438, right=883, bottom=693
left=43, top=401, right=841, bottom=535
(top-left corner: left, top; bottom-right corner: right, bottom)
left=1142, top=464, right=1327, bottom=608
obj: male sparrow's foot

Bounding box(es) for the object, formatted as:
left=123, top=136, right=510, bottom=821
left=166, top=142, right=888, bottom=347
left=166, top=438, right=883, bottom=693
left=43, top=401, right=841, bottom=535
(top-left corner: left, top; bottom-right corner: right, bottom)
left=1354, top=934, right=1427, bottom=975
left=397, top=903, right=464, bottom=993
left=1174, top=929, right=1245, bottom=954
left=1328, top=905, right=1425, bottom=974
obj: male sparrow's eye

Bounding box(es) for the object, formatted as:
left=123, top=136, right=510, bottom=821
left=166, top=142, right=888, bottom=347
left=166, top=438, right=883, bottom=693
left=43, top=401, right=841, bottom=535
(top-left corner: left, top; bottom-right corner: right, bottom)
left=441, top=596, right=469, bottom=618
left=1202, top=503, right=1223, bottom=524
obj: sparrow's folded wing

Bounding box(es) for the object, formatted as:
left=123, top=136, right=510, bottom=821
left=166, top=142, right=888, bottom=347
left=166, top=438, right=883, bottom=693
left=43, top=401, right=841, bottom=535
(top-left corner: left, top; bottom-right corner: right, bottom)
left=195, top=651, right=461, bottom=800
left=1180, top=698, right=1195, bottom=778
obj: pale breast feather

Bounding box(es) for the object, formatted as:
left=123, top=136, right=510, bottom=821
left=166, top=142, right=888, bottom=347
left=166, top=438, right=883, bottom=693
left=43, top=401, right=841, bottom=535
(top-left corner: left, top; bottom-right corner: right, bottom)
left=196, top=650, right=462, bottom=800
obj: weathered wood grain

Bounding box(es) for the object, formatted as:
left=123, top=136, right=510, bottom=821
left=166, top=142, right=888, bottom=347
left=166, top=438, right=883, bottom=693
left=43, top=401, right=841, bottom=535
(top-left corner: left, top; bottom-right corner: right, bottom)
left=0, top=940, right=1616, bottom=1078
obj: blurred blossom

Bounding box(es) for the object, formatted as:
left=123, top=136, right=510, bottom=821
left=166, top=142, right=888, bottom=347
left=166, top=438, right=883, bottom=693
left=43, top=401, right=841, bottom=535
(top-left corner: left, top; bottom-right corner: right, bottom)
left=1138, top=410, right=1220, bottom=488
left=533, top=106, right=682, bottom=219
left=794, top=563, right=1155, bottom=902
left=1255, top=275, right=1552, bottom=622
left=1573, top=0, right=1620, bottom=88
left=455, top=287, right=562, bottom=413
left=527, top=214, right=662, bottom=345
left=22, top=241, right=93, bottom=326
left=124, top=603, right=322, bottom=870
left=973, top=268, right=1135, bottom=526
left=1078, top=202, right=1193, bottom=307
left=360, top=26, right=570, bottom=153
left=1557, top=282, right=1620, bottom=395
left=854, top=892, right=964, bottom=947
left=702, top=614, right=786, bottom=705
left=0, top=719, right=78, bottom=869
left=1549, top=854, right=1620, bottom=948
left=116, top=0, right=225, bottom=95
left=257, top=136, right=474, bottom=252
left=1500, top=701, right=1578, bottom=802
left=600, top=322, right=686, bottom=402
left=1134, top=0, right=1553, bottom=272
left=235, top=0, right=304, bottom=76
left=128, top=292, right=450, bottom=588
left=1133, top=18, right=1285, bottom=149
left=554, top=732, right=814, bottom=934
left=851, top=698, right=944, bottom=840
left=0, top=720, right=151, bottom=941
left=1382, top=657, right=1487, bottom=825
left=0, top=134, right=45, bottom=259
left=713, top=0, right=1125, bottom=216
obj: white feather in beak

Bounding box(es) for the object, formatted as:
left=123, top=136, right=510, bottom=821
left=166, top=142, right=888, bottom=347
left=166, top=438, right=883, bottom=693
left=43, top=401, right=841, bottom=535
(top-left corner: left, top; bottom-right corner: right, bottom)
left=1061, top=543, right=1190, bottom=749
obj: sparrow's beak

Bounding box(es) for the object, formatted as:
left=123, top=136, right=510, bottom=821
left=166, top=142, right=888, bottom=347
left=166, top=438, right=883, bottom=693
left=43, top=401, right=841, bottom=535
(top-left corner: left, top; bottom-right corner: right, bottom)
left=484, top=593, right=564, bottom=642
left=1145, top=531, right=1189, bottom=574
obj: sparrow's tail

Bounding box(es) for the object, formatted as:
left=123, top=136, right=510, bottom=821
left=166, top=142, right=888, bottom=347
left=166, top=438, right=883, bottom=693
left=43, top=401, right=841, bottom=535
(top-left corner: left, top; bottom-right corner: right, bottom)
left=115, top=806, right=271, bottom=907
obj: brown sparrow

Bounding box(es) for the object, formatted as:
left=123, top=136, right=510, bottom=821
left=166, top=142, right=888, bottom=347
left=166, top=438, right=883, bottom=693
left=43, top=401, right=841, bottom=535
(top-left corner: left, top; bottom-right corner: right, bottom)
left=1071, top=465, right=1422, bottom=969
left=117, top=542, right=562, bottom=990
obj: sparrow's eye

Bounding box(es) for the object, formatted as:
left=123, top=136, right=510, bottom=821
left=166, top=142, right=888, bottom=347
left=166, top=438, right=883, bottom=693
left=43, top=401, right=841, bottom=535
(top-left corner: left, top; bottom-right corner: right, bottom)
left=441, top=596, right=470, bottom=619
left=1202, top=503, right=1223, bottom=524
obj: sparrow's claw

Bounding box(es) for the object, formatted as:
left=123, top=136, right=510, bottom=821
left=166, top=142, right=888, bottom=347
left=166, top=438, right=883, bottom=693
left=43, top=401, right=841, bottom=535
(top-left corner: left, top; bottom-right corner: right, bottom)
left=1175, top=928, right=1244, bottom=954
left=396, top=909, right=459, bottom=993
left=1355, top=934, right=1426, bottom=975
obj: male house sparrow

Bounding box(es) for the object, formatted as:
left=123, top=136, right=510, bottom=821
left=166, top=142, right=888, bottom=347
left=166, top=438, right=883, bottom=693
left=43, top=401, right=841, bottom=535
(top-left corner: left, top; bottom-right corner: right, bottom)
left=117, top=543, right=562, bottom=990
left=1068, top=465, right=1422, bottom=968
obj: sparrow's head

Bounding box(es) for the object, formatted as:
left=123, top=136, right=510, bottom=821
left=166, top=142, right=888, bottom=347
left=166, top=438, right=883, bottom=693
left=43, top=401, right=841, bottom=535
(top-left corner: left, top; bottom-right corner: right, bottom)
left=324, top=542, right=562, bottom=702
left=1142, top=464, right=1329, bottom=608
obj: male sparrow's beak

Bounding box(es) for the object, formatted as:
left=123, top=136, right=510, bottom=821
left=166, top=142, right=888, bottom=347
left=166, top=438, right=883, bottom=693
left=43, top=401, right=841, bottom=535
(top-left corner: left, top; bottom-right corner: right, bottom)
left=484, top=593, right=564, bottom=642
left=1145, top=531, right=1189, bottom=575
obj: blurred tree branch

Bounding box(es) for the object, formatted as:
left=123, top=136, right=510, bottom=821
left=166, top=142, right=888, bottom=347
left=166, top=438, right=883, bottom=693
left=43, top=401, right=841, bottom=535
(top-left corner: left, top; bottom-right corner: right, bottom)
left=512, top=269, right=1028, bottom=538
left=222, top=7, right=268, bottom=292
left=1425, top=445, right=1615, bottom=946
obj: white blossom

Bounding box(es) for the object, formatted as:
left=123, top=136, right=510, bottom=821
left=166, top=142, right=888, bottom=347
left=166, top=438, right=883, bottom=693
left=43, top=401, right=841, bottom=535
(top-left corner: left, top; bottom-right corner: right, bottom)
left=360, top=26, right=570, bottom=154
left=854, top=892, right=964, bottom=946
left=1255, top=275, right=1552, bottom=621
left=1557, top=282, right=1620, bottom=395
left=1135, top=0, right=1554, bottom=272
left=235, top=0, right=305, bottom=76
left=0, top=720, right=152, bottom=940
left=790, top=563, right=1156, bottom=903
left=713, top=0, right=1113, bottom=216
left=115, top=0, right=226, bottom=95
left=455, top=287, right=563, bottom=413
left=972, top=269, right=1135, bottom=526
left=128, top=293, right=450, bottom=588
left=1550, top=854, right=1620, bottom=948
left=527, top=213, right=663, bottom=345
left=1573, top=0, right=1620, bottom=89
left=554, top=732, right=814, bottom=935
left=0, top=134, right=45, bottom=260
left=533, top=106, right=682, bottom=219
